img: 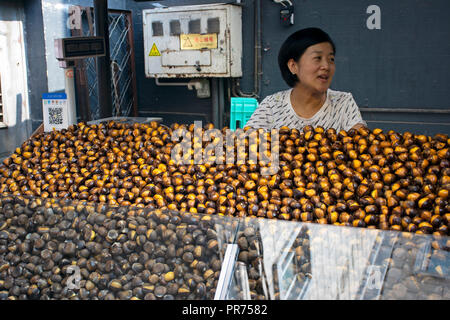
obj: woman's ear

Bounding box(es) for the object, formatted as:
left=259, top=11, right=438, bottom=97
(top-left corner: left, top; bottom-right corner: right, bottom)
left=287, top=58, right=299, bottom=76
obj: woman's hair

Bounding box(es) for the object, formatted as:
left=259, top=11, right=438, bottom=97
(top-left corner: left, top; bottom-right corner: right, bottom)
left=278, top=27, right=336, bottom=87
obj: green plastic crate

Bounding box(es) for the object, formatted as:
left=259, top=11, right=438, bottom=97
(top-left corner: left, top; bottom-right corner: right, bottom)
left=229, top=97, right=258, bottom=130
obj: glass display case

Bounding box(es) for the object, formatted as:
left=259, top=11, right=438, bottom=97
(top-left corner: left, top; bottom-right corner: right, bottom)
left=0, top=194, right=448, bottom=300
left=220, top=218, right=449, bottom=300
left=0, top=194, right=238, bottom=300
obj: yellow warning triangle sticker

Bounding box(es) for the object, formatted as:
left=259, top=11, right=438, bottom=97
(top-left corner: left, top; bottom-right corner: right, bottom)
left=149, top=43, right=160, bottom=56
left=183, top=37, right=193, bottom=48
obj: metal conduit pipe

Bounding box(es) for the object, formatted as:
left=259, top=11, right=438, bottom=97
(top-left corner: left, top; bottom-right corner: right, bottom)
left=360, top=108, right=450, bottom=114
left=233, top=0, right=262, bottom=98
left=218, top=78, right=225, bottom=128
left=211, top=78, right=220, bottom=128
left=94, top=0, right=113, bottom=119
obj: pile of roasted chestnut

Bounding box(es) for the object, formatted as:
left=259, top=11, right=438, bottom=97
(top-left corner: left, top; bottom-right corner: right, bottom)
left=0, top=195, right=234, bottom=300
left=1, top=121, right=448, bottom=235
left=0, top=119, right=449, bottom=300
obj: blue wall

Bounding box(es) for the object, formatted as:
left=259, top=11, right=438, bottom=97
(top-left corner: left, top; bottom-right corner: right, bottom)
left=21, top=0, right=450, bottom=134
left=127, top=0, right=450, bottom=135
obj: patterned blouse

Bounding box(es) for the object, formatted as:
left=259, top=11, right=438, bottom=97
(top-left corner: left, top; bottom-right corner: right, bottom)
left=245, top=88, right=366, bottom=132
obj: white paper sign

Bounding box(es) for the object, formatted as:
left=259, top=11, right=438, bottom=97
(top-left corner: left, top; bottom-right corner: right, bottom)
left=42, top=93, right=69, bottom=132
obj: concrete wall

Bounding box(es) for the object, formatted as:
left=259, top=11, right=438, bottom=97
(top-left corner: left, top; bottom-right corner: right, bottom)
left=0, top=0, right=31, bottom=143
left=128, top=0, right=450, bottom=135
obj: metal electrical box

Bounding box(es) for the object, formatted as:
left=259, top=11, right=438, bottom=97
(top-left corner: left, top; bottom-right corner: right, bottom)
left=143, top=3, right=242, bottom=78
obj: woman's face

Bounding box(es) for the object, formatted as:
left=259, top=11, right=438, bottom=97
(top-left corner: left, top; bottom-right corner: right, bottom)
left=288, top=42, right=335, bottom=94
